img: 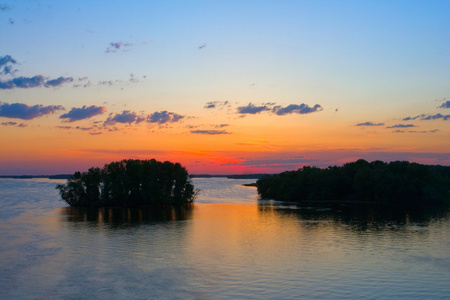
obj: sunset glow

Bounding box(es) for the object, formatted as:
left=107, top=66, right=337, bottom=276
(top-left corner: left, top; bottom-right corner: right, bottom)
left=1, top=0, right=449, bottom=175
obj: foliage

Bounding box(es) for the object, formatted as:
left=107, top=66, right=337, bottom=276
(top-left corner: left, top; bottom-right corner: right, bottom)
left=56, top=159, right=196, bottom=207
left=256, top=159, right=450, bottom=206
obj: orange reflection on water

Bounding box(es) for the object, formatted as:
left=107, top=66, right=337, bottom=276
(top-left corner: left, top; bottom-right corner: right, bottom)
left=186, top=203, right=310, bottom=274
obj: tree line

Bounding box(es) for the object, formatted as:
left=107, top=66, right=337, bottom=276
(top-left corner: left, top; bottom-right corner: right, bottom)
left=56, top=159, right=196, bottom=207
left=256, top=159, right=450, bottom=206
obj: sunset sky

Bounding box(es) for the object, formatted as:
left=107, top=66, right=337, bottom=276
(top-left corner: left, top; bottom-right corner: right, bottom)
left=1, top=0, right=449, bottom=175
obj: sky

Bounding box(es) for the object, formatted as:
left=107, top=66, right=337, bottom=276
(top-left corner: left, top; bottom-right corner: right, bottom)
left=1, top=0, right=450, bottom=175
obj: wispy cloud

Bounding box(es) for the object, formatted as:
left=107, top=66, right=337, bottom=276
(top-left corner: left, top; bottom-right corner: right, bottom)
left=0, top=102, right=65, bottom=120
left=237, top=103, right=271, bottom=114
left=0, top=75, right=74, bottom=89
left=129, top=73, right=139, bottom=83
left=98, top=77, right=142, bottom=86
left=237, top=102, right=323, bottom=116
left=104, top=110, right=145, bottom=126
left=2, top=64, right=17, bottom=75
left=102, top=110, right=185, bottom=127
left=56, top=125, right=103, bottom=135
left=386, top=124, right=416, bottom=128
left=73, top=77, right=92, bottom=88
left=0, top=55, right=74, bottom=89
left=272, top=103, right=323, bottom=115
left=44, top=76, right=74, bottom=88
left=96, top=75, right=142, bottom=87
left=438, top=100, right=450, bottom=109
left=75, top=126, right=94, bottom=131
left=356, top=122, right=385, bottom=126
left=0, top=55, right=17, bottom=75
left=0, top=75, right=45, bottom=89
left=191, top=130, right=230, bottom=135
left=393, top=129, right=438, bottom=134
left=421, top=113, right=450, bottom=120
left=59, top=105, right=107, bottom=122
left=1, top=121, right=17, bottom=126
left=105, top=41, right=134, bottom=53
left=404, top=114, right=450, bottom=121
left=148, top=111, right=184, bottom=124
left=204, top=101, right=230, bottom=109
left=98, top=80, right=116, bottom=86
left=105, top=40, right=150, bottom=54
left=204, top=102, right=217, bottom=109
left=1, top=122, right=28, bottom=128
left=402, top=115, right=421, bottom=121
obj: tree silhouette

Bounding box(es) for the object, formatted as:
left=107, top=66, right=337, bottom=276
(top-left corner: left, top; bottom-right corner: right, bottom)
left=57, top=159, right=196, bottom=207
left=257, top=159, right=450, bottom=206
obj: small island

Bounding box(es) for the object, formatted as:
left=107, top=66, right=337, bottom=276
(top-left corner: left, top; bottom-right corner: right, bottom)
left=256, top=159, right=450, bottom=206
left=57, top=159, right=195, bottom=207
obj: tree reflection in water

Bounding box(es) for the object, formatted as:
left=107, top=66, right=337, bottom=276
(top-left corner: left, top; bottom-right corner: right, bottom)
left=60, top=204, right=194, bottom=226
left=258, top=200, right=450, bottom=230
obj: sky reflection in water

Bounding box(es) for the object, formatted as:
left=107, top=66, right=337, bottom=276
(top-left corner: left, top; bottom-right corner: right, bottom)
left=1, top=178, right=450, bottom=299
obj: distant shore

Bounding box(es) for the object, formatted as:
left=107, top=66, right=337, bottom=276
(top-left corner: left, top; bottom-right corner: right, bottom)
left=0, top=173, right=270, bottom=180
left=0, top=174, right=73, bottom=180
left=256, top=159, right=450, bottom=206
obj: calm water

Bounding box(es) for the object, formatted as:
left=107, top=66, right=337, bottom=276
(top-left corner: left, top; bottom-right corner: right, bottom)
left=0, top=178, right=449, bottom=299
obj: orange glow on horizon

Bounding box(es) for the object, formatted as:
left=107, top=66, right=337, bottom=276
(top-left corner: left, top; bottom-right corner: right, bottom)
left=1, top=108, right=449, bottom=175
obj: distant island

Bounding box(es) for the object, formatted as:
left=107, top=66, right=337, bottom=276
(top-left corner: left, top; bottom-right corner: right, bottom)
left=1, top=173, right=267, bottom=180
left=56, top=159, right=196, bottom=207
left=0, top=174, right=74, bottom=179
left=256, top=159, right=450, bottom=206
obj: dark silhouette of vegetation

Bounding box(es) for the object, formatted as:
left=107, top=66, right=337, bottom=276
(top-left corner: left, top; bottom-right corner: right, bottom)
left=256, top=159, right=450, bottom=206
left=56, top=159, right=196, bottom=207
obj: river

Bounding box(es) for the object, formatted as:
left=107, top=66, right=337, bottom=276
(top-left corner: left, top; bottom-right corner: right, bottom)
left=0, top=177, right=449, bottom=299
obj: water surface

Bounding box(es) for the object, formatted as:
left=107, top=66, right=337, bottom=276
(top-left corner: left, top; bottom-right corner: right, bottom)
left=1, top=178, right=449, bottom=299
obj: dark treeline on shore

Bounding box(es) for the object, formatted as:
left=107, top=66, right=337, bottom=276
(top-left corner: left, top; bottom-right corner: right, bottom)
left=0, top=174, right=73, bottom=179
left=56, top=159, right=196, bottom=207
left=256, top=159, right=450, bottom=206
left=1, top=173, right=267, bottom=180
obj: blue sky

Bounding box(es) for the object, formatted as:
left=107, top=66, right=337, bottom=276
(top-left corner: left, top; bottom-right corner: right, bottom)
left=1, top=0, right=450, bottom=174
